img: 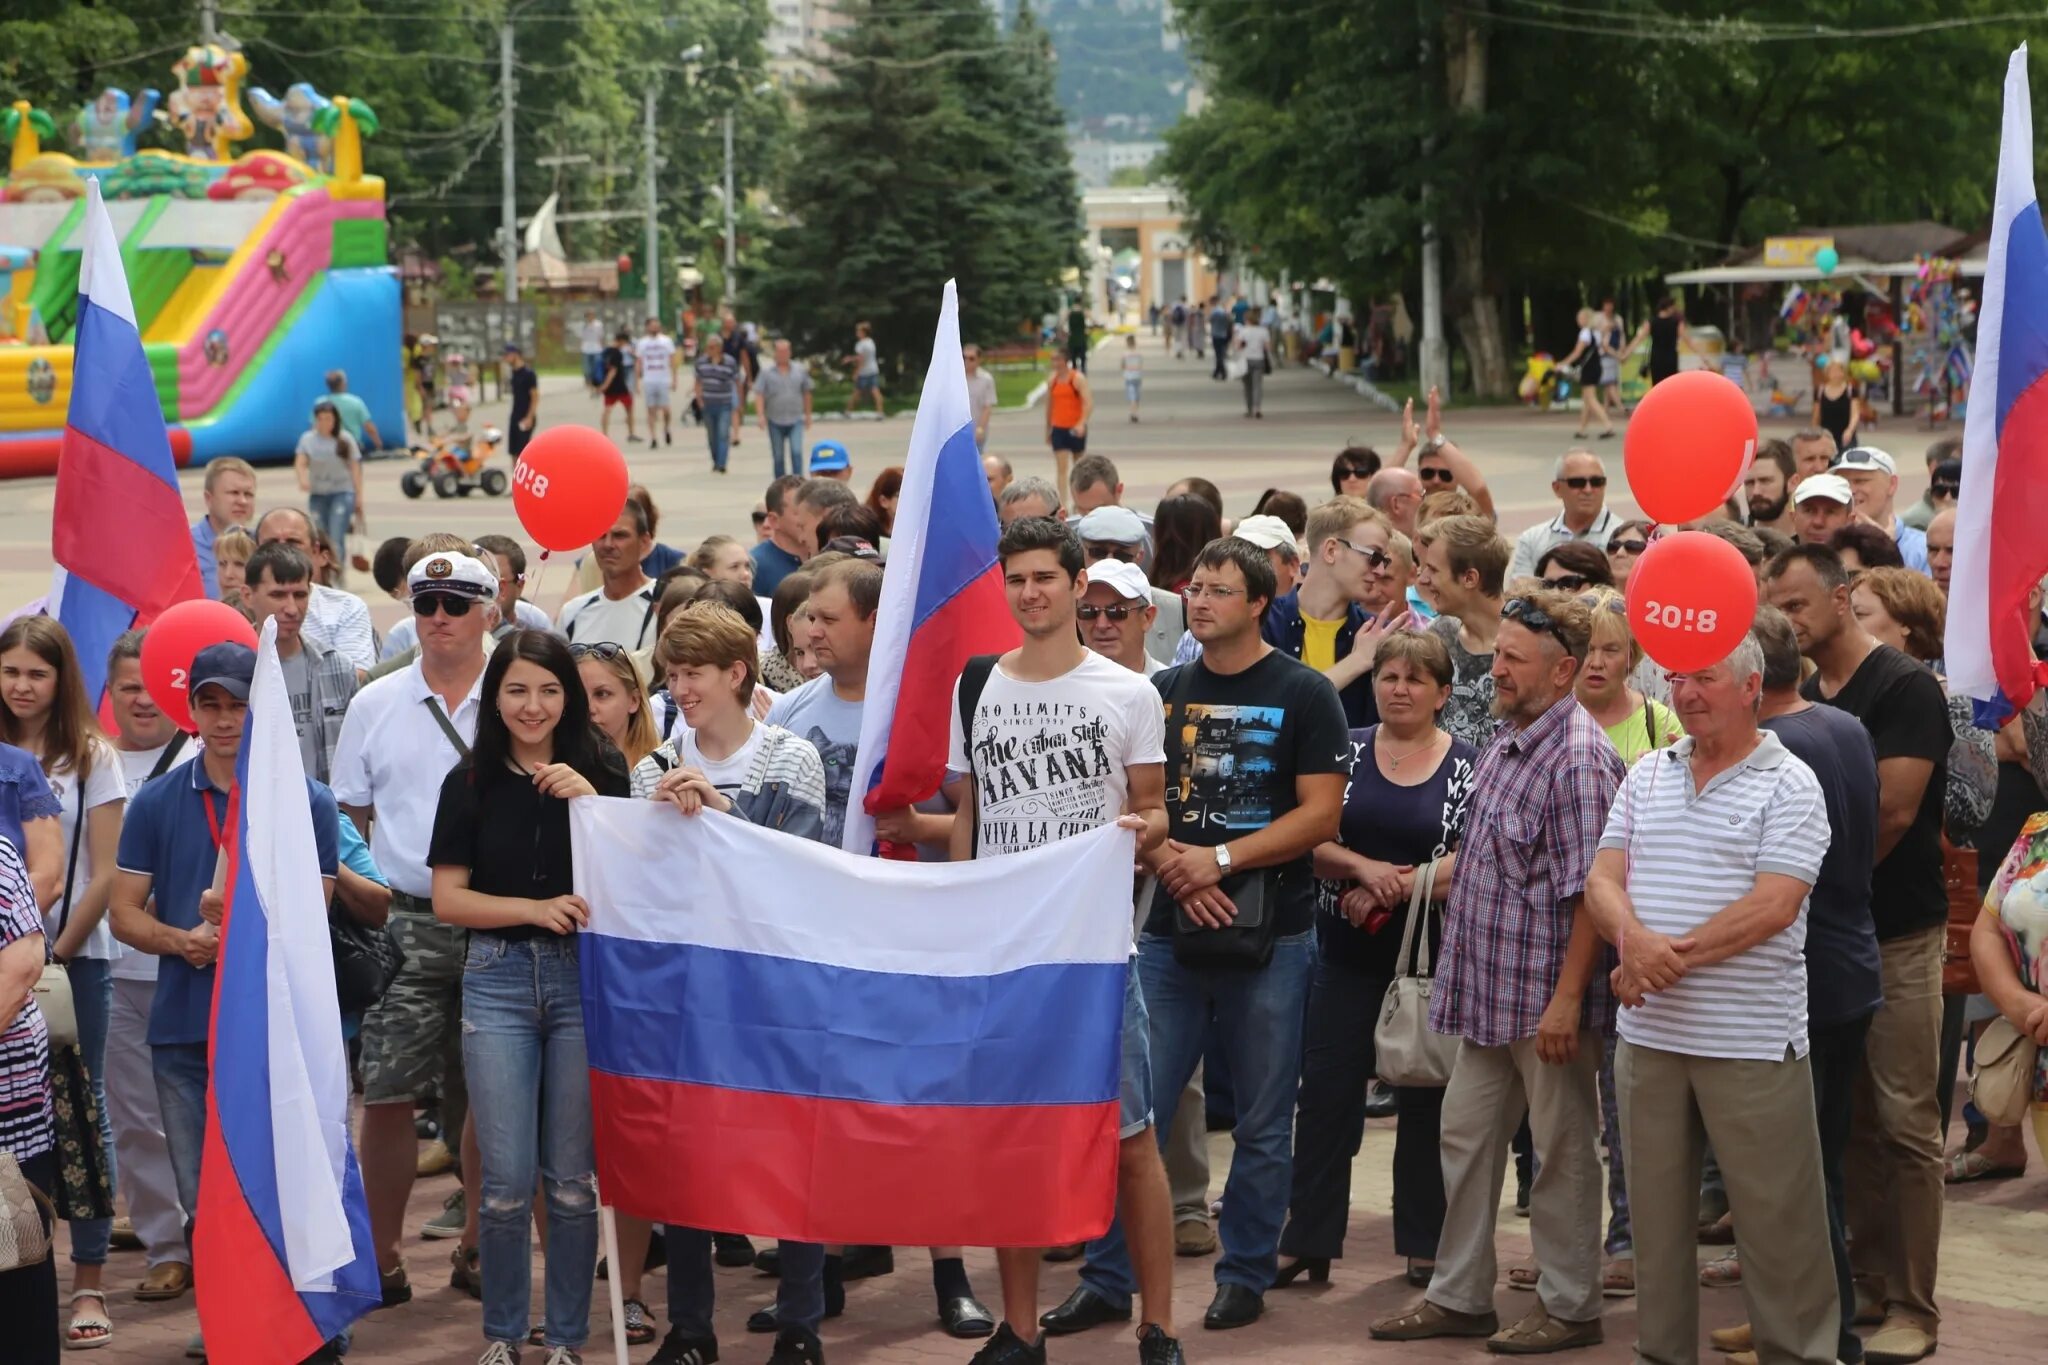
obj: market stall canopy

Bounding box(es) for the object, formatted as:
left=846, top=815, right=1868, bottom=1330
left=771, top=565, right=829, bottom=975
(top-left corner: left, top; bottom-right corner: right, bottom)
left=1665, top=222, right=1986, bottom=285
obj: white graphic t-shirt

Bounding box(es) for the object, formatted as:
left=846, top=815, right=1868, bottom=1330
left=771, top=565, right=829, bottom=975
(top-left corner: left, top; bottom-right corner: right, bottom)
left=635, top=334, right=677, bottom=390
left=946, top=651, right=1165, bottom=856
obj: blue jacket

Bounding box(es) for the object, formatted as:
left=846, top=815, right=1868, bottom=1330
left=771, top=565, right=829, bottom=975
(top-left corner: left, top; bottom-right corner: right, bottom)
left=1262, top=590, right=1379, bottom=727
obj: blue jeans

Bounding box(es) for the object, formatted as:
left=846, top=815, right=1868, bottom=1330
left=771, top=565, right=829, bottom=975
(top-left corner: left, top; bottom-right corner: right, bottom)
left=65, top=956, right=113, bottom=1264
left=1080, top=930, right=1314, bottom=1303
left=151, top=1040, right=209, bottom=1250
left=703, top=402, right=733, bottom=471
left=462, top=934, right=597, bottom=1349
left=308, top=491, right=354, bottom=561
left=582, top=353, right=605, bottom=388
left=768, top=420, right=806, bottom=478
left=666, top=1229, right=826, bottom=1338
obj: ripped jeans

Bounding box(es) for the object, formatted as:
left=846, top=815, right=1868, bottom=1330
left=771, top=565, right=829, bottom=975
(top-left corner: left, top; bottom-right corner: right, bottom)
left=463, top=933, right=598, bottom=1349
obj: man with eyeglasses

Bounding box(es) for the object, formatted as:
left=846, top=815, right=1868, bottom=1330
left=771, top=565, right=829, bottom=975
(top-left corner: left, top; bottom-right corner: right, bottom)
left=1080, top=559, right=1164, bottom=676
left=332, top=550, right=498, bottom=1305
left=1373, top=588, right=1622, bottom=1355
left=1264, top=497, right=1399, bottom=725
left=1830, top=447, right=1930, bottom=574
left=1899, top=438, right=1961, bottom=531
left=1078, top=505, right=1182, bottom=661
left=1507, top=451, right=1619, bottom=582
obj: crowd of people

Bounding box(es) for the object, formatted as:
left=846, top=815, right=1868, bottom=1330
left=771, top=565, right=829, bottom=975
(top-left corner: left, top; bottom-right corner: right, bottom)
left=1, top=343, right=2045, bottom=1365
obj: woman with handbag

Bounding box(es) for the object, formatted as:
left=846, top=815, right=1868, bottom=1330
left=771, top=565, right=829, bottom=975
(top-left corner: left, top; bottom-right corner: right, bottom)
left=427, top=630, right=629, bottom=1365
left=1276, top=629, right=1475, bottom=1290
left=0, top=833, right=60, bottom=1364
left=1, top=617, right=126, bottom=1348
left=1967, top=812, right=2048, bottom=1162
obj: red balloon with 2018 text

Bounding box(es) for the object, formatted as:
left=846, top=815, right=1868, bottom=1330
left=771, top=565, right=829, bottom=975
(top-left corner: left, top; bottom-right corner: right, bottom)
left=1624, top=531, right=1757, bottom=674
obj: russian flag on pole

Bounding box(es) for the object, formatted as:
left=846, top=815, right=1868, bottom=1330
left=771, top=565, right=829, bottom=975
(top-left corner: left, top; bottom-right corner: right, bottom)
left=193, top=619, right=379, bottom=1362
left=49, top=178, right=204, bottom=703
left=1948, top=44, right=2048, bottom=726
left=843, top=280, right=1019, bottom=856
left=572, top=798, right=1132, bottom=1247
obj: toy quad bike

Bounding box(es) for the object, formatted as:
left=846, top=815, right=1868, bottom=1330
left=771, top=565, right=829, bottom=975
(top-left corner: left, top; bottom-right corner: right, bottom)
left=401, top=426, right=509, bottom=498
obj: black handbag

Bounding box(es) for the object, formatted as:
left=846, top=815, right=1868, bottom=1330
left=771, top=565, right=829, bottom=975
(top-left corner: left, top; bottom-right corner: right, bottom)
left=330, top=904, right=405, bottom=1015
left=1162, top=868, right=1282, bottom=968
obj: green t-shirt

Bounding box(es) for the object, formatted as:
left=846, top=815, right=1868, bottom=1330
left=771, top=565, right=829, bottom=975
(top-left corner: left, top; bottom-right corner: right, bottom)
left=1603, top=696, right=1684, bottom=767
left=325, top=391, right=373, bottom=447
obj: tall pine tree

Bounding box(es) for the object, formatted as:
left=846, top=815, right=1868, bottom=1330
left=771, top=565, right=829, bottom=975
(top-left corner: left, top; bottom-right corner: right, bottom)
left=752, top=0, right=1080, bottom=373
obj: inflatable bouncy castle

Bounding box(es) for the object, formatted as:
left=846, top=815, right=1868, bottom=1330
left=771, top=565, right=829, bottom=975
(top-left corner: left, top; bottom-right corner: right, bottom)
left=0, top=44, right=403, bottom=476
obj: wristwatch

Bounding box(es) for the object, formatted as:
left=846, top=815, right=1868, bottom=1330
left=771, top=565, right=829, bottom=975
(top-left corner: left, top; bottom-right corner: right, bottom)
left=1421, top=435, right=1447, bottom=455
left=1215, top=842, right=1234, bottom=874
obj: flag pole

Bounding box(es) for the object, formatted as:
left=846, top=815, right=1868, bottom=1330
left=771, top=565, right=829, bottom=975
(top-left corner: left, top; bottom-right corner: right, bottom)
left=599, top=1198, right=629, bottom=1365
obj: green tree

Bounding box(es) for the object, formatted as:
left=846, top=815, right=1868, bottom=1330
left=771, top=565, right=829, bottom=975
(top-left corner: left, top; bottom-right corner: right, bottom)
left=752, top=0, right=1081, bottom=373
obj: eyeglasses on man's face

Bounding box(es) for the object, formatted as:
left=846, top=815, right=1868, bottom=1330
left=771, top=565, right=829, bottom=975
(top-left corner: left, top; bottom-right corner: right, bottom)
left=1562, top=476, right=1608, bottom=491
left=1076, top=603, right=1138, bottom=622
left=1418, top=466, right=1457, bottom=485
left=412, top=593, right=476, bottom=618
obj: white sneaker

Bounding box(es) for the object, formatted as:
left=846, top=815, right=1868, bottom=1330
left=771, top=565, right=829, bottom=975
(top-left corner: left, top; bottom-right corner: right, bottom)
left=543, top=1350, right=583, bottom=1365
left=478, top=1343, right=520, bottom=1365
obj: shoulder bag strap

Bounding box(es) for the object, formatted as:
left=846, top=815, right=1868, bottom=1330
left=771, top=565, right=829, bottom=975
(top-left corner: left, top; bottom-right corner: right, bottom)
left=424, top=696, right=472, bottom=760
left=1643, top=698, right=1656, bottom=753
left=1394, top=854, right=1431, bottom=980
left=55, top=775, right=84, bottom=945
left=147, top=733, right=190, bottom=781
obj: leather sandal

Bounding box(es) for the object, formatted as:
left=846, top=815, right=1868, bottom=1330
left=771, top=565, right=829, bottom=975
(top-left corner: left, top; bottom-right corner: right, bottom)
left=1488, top=1306, right=1604, bottom=1355
left=137, top=1262, right=194, bottom=1301
left=1369, top=1299, right=1500, bottom=1340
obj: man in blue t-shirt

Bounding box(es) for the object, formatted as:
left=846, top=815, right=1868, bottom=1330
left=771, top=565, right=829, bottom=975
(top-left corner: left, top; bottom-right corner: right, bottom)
left=110, top=644, right=338, bottom=1268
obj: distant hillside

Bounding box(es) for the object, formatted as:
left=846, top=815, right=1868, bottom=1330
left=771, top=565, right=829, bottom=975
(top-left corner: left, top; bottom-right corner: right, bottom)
left=1003, top=0, right=1191, bottom=135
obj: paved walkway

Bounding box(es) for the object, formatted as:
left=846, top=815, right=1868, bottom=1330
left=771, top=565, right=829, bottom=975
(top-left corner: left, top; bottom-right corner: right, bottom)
left=67, top=1117, right=2048, bottom=1363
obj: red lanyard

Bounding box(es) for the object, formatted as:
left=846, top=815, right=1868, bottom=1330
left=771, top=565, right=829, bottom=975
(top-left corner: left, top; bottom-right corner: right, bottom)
left=201, top=788, right=230, bottom=851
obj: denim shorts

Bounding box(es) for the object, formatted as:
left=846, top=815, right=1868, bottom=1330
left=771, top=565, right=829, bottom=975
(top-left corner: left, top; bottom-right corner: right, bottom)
left=1118, top=963, right=1153, bottom=1140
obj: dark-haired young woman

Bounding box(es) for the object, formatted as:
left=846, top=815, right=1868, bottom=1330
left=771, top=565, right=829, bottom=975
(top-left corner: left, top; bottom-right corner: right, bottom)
left=429, top=630, right=629, bottom=1365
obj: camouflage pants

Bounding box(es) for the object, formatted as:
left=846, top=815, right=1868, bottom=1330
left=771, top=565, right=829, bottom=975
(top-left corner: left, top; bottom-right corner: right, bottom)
left=359, top=896, right=468, bottom=1142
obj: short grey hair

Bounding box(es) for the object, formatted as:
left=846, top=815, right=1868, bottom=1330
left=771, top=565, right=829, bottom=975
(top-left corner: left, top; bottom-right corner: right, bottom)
left=1551, top=448, right=1604, bottom=481
left=1791, top=427, right=1838, bottom=453
left=999, top=476, right=1062, bottom=516
left=1723, top=633, right=1765, bottom=686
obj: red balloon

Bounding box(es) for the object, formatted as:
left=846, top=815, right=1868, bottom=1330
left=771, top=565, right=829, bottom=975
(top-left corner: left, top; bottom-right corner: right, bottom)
left=511, top=425, right=631, bottom=553
left=140, top=599, right=259, bottom=734
left=1623, top=370, right=1759, bottom=525
left=1624, top=531, right=1758, bottom=674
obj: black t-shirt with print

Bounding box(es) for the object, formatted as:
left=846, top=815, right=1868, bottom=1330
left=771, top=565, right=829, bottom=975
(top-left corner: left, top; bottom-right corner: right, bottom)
left=1801, top=642, right=1949, bottom=941
left=1145, top=649, right=1354, bottom=938
left=427, top=755, right=629, bottom=941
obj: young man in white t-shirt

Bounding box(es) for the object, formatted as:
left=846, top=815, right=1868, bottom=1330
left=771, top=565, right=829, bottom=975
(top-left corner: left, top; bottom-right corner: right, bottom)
left=635, top=316, right=679, bottom=447
left=943, top=516, right=1181, bottom=1365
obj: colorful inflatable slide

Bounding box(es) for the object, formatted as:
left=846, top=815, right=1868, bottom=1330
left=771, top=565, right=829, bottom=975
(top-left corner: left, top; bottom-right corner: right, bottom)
left=0, top=44, right=402, bottom=477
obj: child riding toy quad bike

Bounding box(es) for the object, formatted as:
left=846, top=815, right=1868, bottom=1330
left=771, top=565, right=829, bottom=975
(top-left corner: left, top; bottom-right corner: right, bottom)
left=401, top=425, right=508, bottom=498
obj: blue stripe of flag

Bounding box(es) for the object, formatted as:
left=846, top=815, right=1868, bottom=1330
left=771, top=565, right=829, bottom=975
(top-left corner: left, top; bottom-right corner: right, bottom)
left=907, top=423, right=1001, bottom=632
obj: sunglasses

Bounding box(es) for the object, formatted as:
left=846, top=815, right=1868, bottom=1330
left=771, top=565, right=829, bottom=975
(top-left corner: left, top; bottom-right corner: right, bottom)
left=751, top=509, right=769, bottom=526
left=1501, top=595, right=1570, bottom=648
left=1336, top=464, right=1373, bottom=480
left=1562, top=476, right=1608, bottom=490
left=1338, top=540, right=1393, bottom=570
left=1085, top=544, right=1140, bottom=563
left=1929, top=482, right=1960, bottom=499
left=1076, top=603, right=1139, bottom=622
left=1418, top=467, right=1457, bottom=484
left=412, top=593, right=477, bottom=618
left=1543, top=572, right=1589, bottom=590
left=570, top=642, right=626, bottom=661
left=1607, top=537, right=1648, bottom=556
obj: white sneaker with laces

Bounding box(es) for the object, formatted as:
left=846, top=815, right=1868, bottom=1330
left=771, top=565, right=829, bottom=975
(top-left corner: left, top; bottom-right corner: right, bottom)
left=543, top=1350, right=583, bottom=1365
left=478, top=1343, right=520, bottom=1365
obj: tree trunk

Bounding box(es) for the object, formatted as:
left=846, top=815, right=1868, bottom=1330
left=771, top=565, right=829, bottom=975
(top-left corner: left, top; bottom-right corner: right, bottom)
left=1441, top=2, right=1510, bottom=397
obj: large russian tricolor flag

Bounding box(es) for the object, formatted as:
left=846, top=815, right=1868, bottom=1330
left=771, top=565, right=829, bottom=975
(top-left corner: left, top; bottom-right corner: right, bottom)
left=49, top=178, right=205, bottom=703
left=194, top=619, right=379, bottom=1362
left=1948, top=45, right=2048, bottom=724
left=572, top=798, right=1132, bottom=1247
left=844, top=281, right=1019, bottom=855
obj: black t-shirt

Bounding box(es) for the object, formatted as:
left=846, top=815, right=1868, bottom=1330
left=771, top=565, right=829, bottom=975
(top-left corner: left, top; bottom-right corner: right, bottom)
left=427, top=754, right=630, bottom=941
left=1801, top=643, right=1950, bottom=941
left=1762, top=706, right=1884, bottom=1025
left=509, top=364, right=538, bottom=422
left=601, top=347, right=630, bottom=397
left=1315, top=727, right=1476, bottom=978
left=1145, top=649, right=1354, bottom=938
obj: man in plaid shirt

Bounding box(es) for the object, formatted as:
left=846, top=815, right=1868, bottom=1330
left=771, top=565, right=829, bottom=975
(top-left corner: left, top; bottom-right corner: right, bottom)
left=1373, top=587, right=1623, bottom=1355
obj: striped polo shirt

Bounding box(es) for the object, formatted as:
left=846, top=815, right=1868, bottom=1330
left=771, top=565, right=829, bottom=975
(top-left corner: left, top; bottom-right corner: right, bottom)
left=1597, top=730, right=1830, bottom=1061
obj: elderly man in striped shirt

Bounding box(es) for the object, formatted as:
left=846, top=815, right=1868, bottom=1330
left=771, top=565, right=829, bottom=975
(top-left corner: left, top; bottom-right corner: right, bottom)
left=1585, top=632, right=1839, bottom=1365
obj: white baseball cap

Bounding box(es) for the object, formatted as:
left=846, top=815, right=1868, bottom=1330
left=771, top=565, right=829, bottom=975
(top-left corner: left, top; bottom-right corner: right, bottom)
left=1794, top=473, right=1854, bottom=506
left=1233, top=514, right=1297, bottom=552
left=1831, top=445, right=1897, bottom=476
left=1085, top=559, right=1152, bottom=602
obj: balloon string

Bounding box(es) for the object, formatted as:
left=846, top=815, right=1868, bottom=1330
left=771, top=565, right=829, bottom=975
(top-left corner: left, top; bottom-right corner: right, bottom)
left=526, top=548, right=550, bottom=615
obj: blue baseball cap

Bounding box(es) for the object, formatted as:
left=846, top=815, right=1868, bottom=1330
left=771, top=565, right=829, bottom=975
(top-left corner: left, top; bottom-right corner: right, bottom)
left=189, top=642, right=256, bottom=701
left=808, top=440, right=851, bottom=473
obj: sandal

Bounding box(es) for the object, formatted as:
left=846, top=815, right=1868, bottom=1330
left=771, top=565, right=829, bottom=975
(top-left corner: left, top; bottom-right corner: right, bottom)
left=1489, top=1306, right=1604, bottom=1354
left=1506, top=1263, right=1537, bottom=1290
left=1944, top=1150, right=2026, bottom=1183
left=622, top=1298, right=656, bottom=1347
left=1369, top=1299, right=1500, bottom=1340
left=1603, top=1257, right=1635, bottom=1298
left=1699, top=1250, right=1741, bottom=1287
left=137, top=1261, right=193, bottom=1301
left=67, top=1289, right=112, bottom=1351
